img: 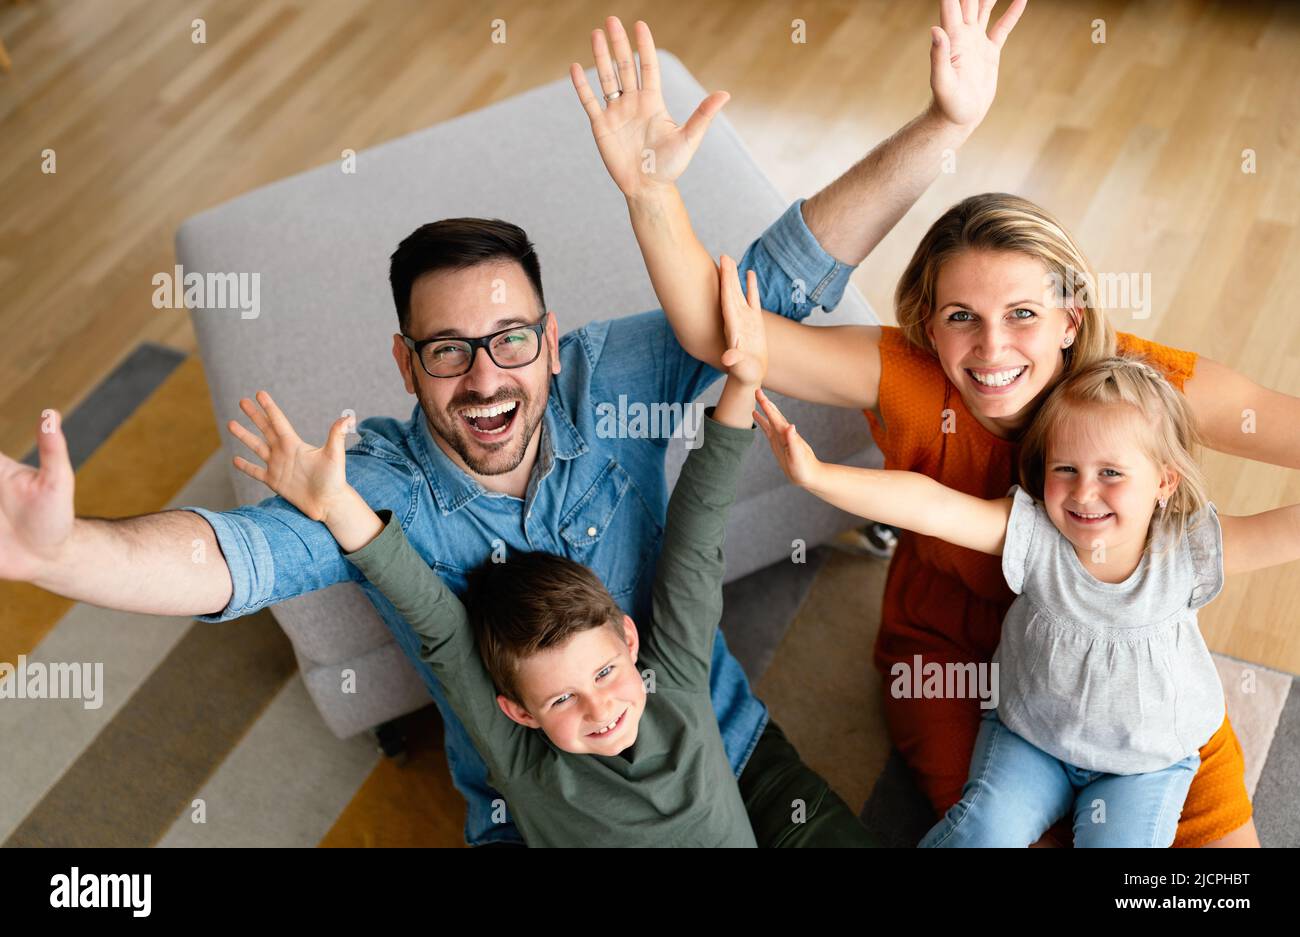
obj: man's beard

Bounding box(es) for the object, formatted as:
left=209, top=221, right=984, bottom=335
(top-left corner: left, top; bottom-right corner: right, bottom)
left=419, top=384, right=544, bottom=477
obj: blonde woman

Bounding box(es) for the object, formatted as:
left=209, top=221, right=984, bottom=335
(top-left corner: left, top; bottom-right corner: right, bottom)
left=573, top=4, right=1298, bottom=845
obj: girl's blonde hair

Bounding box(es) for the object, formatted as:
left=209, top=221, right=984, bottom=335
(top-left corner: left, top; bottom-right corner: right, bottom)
left=1015, top=355, right=1211, bottom=555
left=895, top=193, right=1117, bottom=376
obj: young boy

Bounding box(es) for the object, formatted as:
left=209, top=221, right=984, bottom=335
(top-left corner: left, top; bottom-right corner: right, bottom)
left=231, top=261, right=874, bottom=847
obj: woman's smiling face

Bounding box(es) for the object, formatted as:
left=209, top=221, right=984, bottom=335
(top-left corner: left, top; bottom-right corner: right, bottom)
left=925, top=249, right=1079, bottom=440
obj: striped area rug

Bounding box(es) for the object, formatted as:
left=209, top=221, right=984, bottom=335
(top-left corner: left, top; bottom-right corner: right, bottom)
left=3, top=346, right=1297, bottom=847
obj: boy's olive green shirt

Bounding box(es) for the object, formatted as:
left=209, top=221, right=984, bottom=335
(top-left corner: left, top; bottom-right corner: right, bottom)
left=344, top=413, right=758, bottom=847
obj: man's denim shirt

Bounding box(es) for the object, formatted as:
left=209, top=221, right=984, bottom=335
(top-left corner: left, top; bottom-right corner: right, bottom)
left=184, top=199, right=855, bottom=845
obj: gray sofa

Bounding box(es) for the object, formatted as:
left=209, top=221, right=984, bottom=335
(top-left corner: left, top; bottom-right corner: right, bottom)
left=175, top=52, right=882, bottom=741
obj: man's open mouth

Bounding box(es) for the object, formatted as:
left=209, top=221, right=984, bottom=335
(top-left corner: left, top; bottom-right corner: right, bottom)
left=459, top=400, right=519, bottom=441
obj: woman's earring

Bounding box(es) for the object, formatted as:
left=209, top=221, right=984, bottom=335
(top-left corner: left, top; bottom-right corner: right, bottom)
left=1158, top=497, right=1168, bottom=510
left=1062, top=336, right=1074, bottom=348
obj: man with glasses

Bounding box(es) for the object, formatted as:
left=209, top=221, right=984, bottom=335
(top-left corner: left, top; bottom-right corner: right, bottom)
left=7, top=210, right=855, bottom=846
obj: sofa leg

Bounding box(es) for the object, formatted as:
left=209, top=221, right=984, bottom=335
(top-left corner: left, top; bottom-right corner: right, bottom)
left=372, top=717, right=408, bottom=765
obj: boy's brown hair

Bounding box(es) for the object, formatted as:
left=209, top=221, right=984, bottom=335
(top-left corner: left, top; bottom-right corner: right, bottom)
left=465, top=551, right=625, bottom=707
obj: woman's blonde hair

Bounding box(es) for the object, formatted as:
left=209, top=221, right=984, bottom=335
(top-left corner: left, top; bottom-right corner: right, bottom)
left=1016, top=355, right=1211, bottom=555
left=895, top=193, right=1116, bottom=376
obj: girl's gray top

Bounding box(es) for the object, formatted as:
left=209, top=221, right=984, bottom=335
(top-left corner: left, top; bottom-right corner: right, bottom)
left=993, top=484, right=1226, bottom=775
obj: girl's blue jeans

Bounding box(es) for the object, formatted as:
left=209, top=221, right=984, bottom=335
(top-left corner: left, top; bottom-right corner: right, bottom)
left=919, top=708, right=1200, bottom=848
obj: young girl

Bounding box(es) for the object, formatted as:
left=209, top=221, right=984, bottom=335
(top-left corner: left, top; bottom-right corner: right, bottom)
left=754, top=354, right=1300, bottom=847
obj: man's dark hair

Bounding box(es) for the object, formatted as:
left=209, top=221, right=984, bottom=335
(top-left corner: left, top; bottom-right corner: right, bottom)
left=465, top=551, right=625, bottom=708
left=389, top=218, right=546, bottom=335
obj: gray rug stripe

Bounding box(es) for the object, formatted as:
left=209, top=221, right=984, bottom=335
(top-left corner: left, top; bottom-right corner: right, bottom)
left=22, top=342, right=185, bottom=469
left=4, top=609, right=297, bottom=847
left=1252, top=677, right=1300, bottom=848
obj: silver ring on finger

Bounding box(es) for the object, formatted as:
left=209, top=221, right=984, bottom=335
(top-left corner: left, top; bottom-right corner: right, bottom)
left=604, top=90, right=622, bottom=103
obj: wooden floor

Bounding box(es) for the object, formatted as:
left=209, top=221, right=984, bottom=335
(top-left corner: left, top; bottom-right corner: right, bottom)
left=2, top=0, right=1298, bottom=671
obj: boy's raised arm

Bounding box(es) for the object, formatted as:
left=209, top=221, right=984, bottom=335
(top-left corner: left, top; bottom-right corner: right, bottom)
left=647, top=260, right=766, bottom=682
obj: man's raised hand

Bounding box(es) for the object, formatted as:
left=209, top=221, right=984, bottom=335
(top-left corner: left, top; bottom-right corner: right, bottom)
left=929, top=0, right=1027, bottom=132
left=570, top=17, right=729, bottom=198
left=0, top=409, right=74, bottom=583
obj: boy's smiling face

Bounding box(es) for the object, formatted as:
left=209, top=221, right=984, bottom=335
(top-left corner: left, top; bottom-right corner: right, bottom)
left=497, top=615, right=648, bottom=755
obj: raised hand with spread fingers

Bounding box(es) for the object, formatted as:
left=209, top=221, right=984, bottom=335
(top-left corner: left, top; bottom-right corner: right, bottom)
left=569, top=17, right=729, bottom=199
left=228, top=392, right=381, bottom=552
left=928, top=0, right=1028, bottom=132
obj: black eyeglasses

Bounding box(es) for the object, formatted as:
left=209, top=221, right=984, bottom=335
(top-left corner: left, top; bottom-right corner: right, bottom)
left=402, top=319, right=546, bottom=378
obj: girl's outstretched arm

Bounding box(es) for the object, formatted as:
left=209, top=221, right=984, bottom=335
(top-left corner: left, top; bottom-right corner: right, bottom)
left=1220, top=505, right=1300, bottom=577
left=754, top=389, right=1012, bottom=555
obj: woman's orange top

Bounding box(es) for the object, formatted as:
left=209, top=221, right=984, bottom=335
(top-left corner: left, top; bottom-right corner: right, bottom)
left=864, top=326, right=1199, bottom=670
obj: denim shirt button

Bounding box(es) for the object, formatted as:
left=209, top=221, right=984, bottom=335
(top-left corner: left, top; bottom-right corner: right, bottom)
left=587, top=526, right=597, bottom=537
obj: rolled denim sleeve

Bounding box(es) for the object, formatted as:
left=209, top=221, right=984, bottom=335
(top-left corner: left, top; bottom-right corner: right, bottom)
left=738, top=198, right=857, bottom=320
left=183, top=497, right=363, bottom=623
left=180, top=436, right=419, bottom=622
